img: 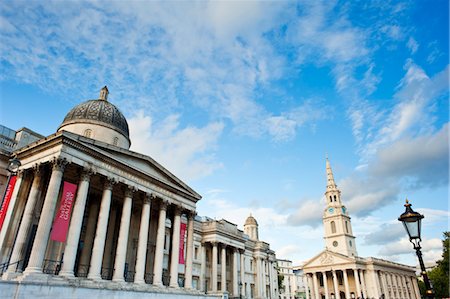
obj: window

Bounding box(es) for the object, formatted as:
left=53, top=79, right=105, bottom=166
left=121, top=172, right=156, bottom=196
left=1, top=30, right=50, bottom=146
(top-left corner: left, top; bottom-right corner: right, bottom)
left=349, top=240, right=352, bottom=247
left=331, top=221, right=336, bottom=234
left=84, top=129, right=92, bottom=138
left=333, top=195, right=337, bottom=201
left=194, top=247, right=199, bottom=260
left=113, top=136, right=119, bottom=146
left=345, top=221, right=349, bottom=233
left=329, top=196, right=332, bottom=203
left=338, top=272, right=343, bottom=285
left=319, top=274, right=324, bottom=286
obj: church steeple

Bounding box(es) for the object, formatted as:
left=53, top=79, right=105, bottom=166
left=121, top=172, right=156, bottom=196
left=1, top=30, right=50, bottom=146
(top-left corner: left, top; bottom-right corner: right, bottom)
left=322, top=157, right=357, bottom=257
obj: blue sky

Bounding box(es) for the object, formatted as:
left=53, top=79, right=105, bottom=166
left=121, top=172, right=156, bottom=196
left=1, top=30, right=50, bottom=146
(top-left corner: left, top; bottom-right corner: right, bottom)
left=0, top=1, right=448, bottom=267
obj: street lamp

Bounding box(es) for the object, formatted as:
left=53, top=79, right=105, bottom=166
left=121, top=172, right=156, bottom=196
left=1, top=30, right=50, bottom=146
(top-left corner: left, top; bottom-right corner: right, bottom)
left=1, top=157, right=21, bottom=205
left=398, top=199, right=434, bottom=299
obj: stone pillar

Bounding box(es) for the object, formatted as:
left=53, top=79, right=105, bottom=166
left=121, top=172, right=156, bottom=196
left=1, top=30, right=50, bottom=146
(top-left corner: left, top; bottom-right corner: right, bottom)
left=343, top=270, right=350, bottom=299
left=400, top=276, right=408, bottom=299
left=87, top=178, right=114, bottom=280
left=59, top=168, right=92, bottom=277
left=232, top=248, right=238, bottom=296
left=332, top=270, right=339, bottom=298
left=322, top=271, right=329, bottom=299
left=153, top=200, right=168, bottom=286
left=200, top=243, right=206, bottom=292
left=221, top=244, right=226, bottom=292
left=381, top=272, right=389, bottom=299
left=169, top=206, right=181, bottom=287
left=24, top=158, right=67, bottom=274
left=372, top=271, right=381, bottom=299
left=134, top=194, right=152, bottom=283
left=255, top=258, right=261, bottom=297
left=212, top=242, right=218, bottom=292
left=354, top=269, right=361, bottom=298
left=360, top=270, right=367, bottom=298
left=313, top=272, right=319, bottom=299
left=184, top=212, right=195, bottom=289
left=261, top=259, right=266, bottom=298
left=112, top=186, right=134, bottom=282
left=240, top=250, right=245, bottom=297
left=305, top=273, right=310, bottom=299
left=410, top=276, right=420, bottom=299
left=5, top=165, right=42, bottom=276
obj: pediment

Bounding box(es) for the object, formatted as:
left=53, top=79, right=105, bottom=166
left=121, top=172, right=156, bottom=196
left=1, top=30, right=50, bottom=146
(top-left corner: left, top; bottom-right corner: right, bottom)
left=303, top=250, right=355, bottom=269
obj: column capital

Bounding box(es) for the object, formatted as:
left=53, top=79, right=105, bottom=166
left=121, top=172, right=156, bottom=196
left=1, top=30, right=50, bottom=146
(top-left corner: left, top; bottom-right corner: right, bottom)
left=173, top=204, right=182, bottom=216
left=125, top=185, right=137, bottom=198
left=51, top=157, right=68, bottom=172
left=81, top=167, right=94, bottom=182
left=32, top=162, right=43, bottom=174
left=104, top=177, right=117, bottom=190
left=160, top=199, right=169, bottom=210
left=186, top=210, right=196, bottom=219
left=144, top=192, right=155, bottom=204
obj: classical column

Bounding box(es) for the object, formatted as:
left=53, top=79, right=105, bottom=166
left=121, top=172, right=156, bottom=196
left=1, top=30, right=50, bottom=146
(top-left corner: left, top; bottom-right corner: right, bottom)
left=153, top=200, right=168, bottom=286
left=401, top=276, right=409, bottom=299
left=240, top=250, right=245, bottom=297
left=134, top=194, right=152, bottom=283
left=212, top=242, right=218, bottom=292
left=169, top=206, right=181, bottom=287
left=268, top=261, right=274, bottom=299
left=381, top=272, right=389, bottom=299
left=200, top=243, right=206, bottom=292
left=184, top=212, right=195, bottom=289
left=261, top=259, right=266, bottom=298
left=305, top=273, right=310, bottom=299
left=343, top=270, right=350, bottom=299
left=255, top=258, right=261, bottom=297
left=232, top=248, right=238, bottom=296
left=24, top=158, right=67, bottom=274
left=322, top=271, right=329, bottom=299
left=410, top=276, right=420, bottom=299
left=87, top=178, right=114, bottom=280
left=313, top=272, right=319, bottom=299
left=332, top=270, right=339, bottom=298
left=360, top=270, right=367, bottom=298
left=59, top=168, right=92, bottom=277
left=112, top=186, right=135, bottom=282
left=372, top=271, right=381, bottom=299
left=5, top=165, right=42, bottom=276
left=353, top=269, right=361, bottom=299
left=221, top=244, right=226, bottom=292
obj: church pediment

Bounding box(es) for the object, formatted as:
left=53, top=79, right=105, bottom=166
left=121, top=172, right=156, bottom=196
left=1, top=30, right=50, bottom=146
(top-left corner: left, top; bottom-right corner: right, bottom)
left=303, top=250, right=355, bottom=269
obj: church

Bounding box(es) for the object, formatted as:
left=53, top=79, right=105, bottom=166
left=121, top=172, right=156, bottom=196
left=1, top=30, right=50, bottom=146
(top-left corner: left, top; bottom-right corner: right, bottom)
left=301, top=159, right=420, bottom=299
left=0, top=87, right=278, bottom=299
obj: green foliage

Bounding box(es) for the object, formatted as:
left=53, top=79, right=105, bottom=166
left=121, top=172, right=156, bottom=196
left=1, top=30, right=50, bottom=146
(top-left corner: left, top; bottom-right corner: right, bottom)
left=425, top=232, right=449, bottom=298
left=278, top=273, right=285, bottom=292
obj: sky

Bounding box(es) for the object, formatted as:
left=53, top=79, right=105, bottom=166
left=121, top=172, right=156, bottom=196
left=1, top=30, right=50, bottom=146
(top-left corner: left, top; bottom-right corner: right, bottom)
left=0, top=1, right=448, bottom=267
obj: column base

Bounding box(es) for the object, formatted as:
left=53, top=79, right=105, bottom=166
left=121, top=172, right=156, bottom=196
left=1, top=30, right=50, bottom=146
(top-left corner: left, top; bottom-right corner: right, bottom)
left=112, top=277, right=125, bottom=283
left=87, top=273, right=102, bottom=281
left=153, top=281, right=164, bottom=287
left=2, top=271, right=21, bottom=280
left=22, top=267, right=42, bottom=275
left=58, top=271, right=75, bottom=278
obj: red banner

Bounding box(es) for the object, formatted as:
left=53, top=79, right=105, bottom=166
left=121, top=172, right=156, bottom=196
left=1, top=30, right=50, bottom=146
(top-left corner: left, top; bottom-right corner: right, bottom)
left=50, top=181, right=77, bottom=242
left=0, top=176, right=17, bottom=232
left=179, top=222, right=187, bottom=264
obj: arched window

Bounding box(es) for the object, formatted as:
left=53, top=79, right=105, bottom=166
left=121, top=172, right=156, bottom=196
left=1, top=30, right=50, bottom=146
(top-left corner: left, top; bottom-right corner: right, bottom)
left=331, top=221, right=336, bottom=234
left=334, top=195, right=337, bottom=201
left=345, top=221, right=349, bottom=233
left=84, top=129, right=92, bottom=138
left=330, top=196, right=333, bottom=203
left=113, top=137, right=119, bottom=146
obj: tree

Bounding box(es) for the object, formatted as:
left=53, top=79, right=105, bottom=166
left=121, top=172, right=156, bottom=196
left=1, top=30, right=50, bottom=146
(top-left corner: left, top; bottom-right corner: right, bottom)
left=424, top=232, right=449, bottom=298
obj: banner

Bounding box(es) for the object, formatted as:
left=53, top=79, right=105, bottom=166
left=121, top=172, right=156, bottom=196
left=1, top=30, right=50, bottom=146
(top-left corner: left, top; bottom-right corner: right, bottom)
left=50, top=181, right=77, bottom=242
left=0, top=175, right=17, bottom=231
left=179, top=222, right=187, bottom=264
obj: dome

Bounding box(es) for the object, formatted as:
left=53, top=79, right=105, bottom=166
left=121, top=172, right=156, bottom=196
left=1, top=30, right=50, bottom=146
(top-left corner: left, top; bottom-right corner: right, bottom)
left=244, top=214, right=258, bottom=226
left=58, top=86, right=131, bottom=149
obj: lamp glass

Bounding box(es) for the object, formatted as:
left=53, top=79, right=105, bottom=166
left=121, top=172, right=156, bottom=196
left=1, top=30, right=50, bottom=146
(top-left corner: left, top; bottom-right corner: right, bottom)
left=7, top=158, right=21, bottom=173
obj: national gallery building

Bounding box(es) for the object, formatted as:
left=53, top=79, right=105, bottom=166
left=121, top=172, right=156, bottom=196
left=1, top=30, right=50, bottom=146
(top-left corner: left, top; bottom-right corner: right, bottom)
left=0, top=87, right=278, bottom=299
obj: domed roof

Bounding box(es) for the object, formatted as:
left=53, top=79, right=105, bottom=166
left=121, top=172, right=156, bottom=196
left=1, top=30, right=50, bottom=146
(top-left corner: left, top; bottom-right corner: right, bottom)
left=58, top=86, right=129, bottom=139
left=245, top=214, right=258, bottom=226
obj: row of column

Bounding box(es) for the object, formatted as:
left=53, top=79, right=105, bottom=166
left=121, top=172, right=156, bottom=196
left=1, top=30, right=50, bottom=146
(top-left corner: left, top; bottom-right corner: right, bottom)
left=305, top=269, right=367, bottom=299
left=3, top=158, right=196, bottom=289
left=379, top=271, right=420, bottom=299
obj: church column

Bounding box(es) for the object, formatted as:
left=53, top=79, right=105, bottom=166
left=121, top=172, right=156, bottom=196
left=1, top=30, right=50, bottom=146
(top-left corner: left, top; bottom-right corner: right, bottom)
left=87, top=177, right=114, bottom=280
left=112, top=186, right=134, bottom=282
left=332, top=270, right=339, bottom=298
left=343, top=269, right=350, bottom=299
left=313, top=272, right=320, bottom=299
left=169, top=206, right=181, bottom=287
left=184, top=211, right=195, bottom=289
left=305, top=273, right=310, bottom=299
left=221, top=244, right=226, bottom=292
left=322, top=271, right=330, bottom=299
left=212, top=242, right=218, bottom=292
left=5, top=165, right=42, bottom=275
left=360, top=270, right=367, bottom=298
left=232, top=248, right=238, bottom=296
left=200, top=243, right=206, bottom=292
left=353, top=269, right=361, bottom=299
left=153, top=200, right=168, bottom=286
left=134, top=194, right=152, bottom=283
left=59, top=168, right=92, bottom=277
left=240, top=249, right=245, bottom=297
left=381, top=272, right=389, bottom=299
left=24, top=158, right=67, bottom=274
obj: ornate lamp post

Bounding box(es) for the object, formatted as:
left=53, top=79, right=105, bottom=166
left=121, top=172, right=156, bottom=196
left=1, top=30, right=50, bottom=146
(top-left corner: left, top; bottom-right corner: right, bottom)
left=1, top=157, right=21, bottom=205
left=398, top=199, right=434, bottom=299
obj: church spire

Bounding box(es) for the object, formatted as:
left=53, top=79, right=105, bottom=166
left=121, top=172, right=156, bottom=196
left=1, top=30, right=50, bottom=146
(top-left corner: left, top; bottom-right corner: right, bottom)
left=326, top=157, right=337, bottom=190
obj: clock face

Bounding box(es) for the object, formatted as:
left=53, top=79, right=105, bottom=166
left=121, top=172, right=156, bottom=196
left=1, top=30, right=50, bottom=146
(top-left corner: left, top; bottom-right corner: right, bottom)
left=333, top=241, right=338, bottom=247
left=328, top=207, right=334, bottom=214
left=341, top=207, right=346, bottom=214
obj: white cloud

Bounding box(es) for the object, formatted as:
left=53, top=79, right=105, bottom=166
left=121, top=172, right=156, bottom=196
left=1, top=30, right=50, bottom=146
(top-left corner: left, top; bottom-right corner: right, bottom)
left=287, top=199, right=324, bottom=227
left=407, top=37, right=419, bottom=54
left=128, top=110, right=224, bottom=182
left=379, top=237, right=442, bottom=263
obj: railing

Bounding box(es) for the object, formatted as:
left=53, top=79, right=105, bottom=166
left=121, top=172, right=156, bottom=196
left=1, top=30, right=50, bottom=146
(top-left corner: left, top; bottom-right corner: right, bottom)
left=0, top=135, right=17, bottom=153
left=0, top=260, right=23, bottom=275
left=75, top=264, right=90, bottom=278
left=101, top=267, right=113, bottom=280
left=43, top=259, right=62, bottom=275
left=124, top=270, right=135, bottom=282
left=144, top=272, right=153, bottom=284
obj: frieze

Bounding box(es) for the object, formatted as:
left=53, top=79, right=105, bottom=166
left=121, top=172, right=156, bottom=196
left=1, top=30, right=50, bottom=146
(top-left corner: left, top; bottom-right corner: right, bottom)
left=320, top=252, right=334, bottom=265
